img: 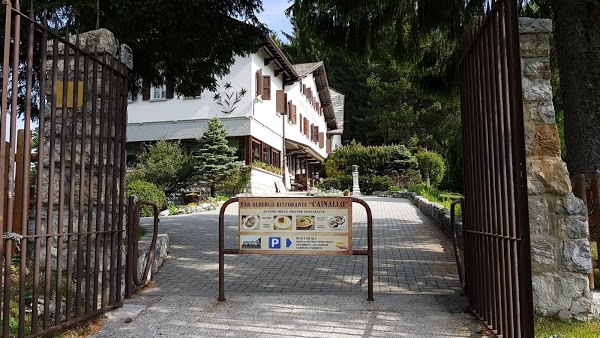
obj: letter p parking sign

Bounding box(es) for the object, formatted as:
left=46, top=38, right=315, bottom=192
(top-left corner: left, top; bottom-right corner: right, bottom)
left=268, top=237, right=281, bottom=249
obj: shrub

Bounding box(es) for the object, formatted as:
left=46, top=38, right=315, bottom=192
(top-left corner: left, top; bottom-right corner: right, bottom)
left=440, top=129, right=463, bottom=193
left=127, top=139, right=197, bottom=194
left=217, top=166, right=251, bottom=195
left=318, top=176, right=352, bottom=191
left=323, top=143, right=418, bottom=178
left=391, top=169, right=422, bottom=189
left=127, top=180, right=168, bottom=217
left=370, top=175, right=396, bottom=191
left=168, top=203, right=178, bottom=216
left=321, top=144, right=418, bottom=194
left=415, top=151, right=445, bottom=186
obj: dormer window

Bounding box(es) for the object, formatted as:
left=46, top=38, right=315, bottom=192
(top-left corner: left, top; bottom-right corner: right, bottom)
left=152, top=85, right=167, bottom=100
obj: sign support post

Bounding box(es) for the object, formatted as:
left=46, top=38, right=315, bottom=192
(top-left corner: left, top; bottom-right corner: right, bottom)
left=218, top=197, right=373, bottom=301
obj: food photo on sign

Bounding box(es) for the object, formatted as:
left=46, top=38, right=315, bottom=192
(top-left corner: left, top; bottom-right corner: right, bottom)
left=296, top=216, right=315, bottom=230
left=241, top=215, right=260, bottom=230
left=328, top=216, right=347, bottom=230
left=273, top=215, right=292, bottom=230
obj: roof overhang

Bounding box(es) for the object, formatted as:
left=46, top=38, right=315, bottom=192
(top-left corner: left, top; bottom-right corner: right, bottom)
left=262, top=36, right=300, bottom=85
left=285, top=139, right=325, bottom=162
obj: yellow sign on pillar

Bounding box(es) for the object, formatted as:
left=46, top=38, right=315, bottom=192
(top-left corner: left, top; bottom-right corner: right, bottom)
left=56, top=81, right=84, bottom=108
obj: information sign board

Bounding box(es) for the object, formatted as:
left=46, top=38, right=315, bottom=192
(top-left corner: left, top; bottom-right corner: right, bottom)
left=238, top=197, right=352, bottom=255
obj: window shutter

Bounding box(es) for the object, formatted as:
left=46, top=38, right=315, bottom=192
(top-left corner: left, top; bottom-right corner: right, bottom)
left=302, top=84, right=307, bottom=96
left=310, top=123, right=314, bottom=140
left=307, top=88, right=312, bottom=99
left=142, top=83, right=150, bottom=101
left=299, top=114, right=303, bottom=133
left=292, top=105, right=297, bottom=124
left=276, top=90, right=286, bottom=114
left=287, top=101, right=293, bottom=121
left=316, top=102, right=320, bottom=113
left=256, top=69, right=263, bottom=97
left=326, top=138, right=332, bottom=154
left=262, top=76, right=271, bottom=100
left=319, top=132, right=324, bottom=148
left=304, top=118, right=309, bottom=136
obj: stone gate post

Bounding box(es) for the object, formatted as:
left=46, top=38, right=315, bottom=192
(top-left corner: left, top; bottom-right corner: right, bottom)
left=40, top=28, right=132, bottom=306
left=521, top=17, right=597, bottom=320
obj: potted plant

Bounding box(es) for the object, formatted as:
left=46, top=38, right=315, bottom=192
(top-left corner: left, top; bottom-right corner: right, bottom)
left=343, top=189, right=351, bottom=196
left=185, top=192, right=203, bottom=204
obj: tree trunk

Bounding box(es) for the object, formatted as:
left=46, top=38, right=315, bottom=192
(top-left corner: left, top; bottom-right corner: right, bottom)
left=552, top=0, right=600, bottom=176
left=210, top=184, right=216, bottom=198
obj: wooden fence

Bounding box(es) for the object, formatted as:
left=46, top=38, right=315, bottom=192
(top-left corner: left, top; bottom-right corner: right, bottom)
left=572, top=173, right=600, bottom=290
left=2, top=129, right=32, bottom=240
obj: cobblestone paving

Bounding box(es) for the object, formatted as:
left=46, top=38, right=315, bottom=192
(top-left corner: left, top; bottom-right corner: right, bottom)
left=140, top=196, right=462, bottom=296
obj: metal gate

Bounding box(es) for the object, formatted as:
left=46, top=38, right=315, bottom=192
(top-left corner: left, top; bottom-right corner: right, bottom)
left=458, top=0, right=534, bottom=337
left=1, top=1, right=129, bottom=336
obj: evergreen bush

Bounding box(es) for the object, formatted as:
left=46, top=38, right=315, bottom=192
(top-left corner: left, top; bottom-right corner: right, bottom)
left=369, top=175, right=396, bottom=191
left=415, top=151, right=445, bottom=187
left=127, top=180, right=168, bottom=217
left=322, top=143, right=418, bottom=194
left=440, top=129, right=463, bottom=193
left=127, top=139, right=197, bottom=194
left=194, top=117, right=241, bottom=197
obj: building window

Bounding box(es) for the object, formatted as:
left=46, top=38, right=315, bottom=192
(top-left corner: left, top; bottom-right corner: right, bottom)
left=252, top=141, right=262, bottom=162
left=228, top=137, right=247, bottom=163
left=263, top=145, right=272, bottom=165
left=152, top=85, right=167, bottom=100
left=273, top=150, right=281, bottom=168
left=262, top=75, right=271, bottom=100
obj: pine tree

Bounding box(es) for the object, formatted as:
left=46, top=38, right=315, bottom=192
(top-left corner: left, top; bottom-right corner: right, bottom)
left=195, top=117, right=240, bottom=197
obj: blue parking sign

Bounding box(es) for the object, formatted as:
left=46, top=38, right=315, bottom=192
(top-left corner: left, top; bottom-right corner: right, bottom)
left=269, top=237, right=281, bottom=249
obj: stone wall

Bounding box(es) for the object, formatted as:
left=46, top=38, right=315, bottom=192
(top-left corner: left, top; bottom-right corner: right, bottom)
left=520, top=18, right=597, bottom=320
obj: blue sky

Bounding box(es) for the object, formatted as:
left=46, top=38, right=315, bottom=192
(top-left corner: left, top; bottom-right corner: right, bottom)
left=256, top=0, right=293, bottom=40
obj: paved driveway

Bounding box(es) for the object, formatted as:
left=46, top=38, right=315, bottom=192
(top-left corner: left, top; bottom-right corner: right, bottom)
left=92, top=196, right=482, bottom=337
left=141, top=196, right=462, bottom=296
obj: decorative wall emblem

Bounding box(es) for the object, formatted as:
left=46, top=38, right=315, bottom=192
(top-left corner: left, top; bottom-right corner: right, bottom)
left=213, top=82, right=247, bottom=114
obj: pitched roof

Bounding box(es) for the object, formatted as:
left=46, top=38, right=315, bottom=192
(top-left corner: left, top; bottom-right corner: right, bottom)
left=292, top=62, right=323, bottom=78
left=291, top=61, right=340, bottom=130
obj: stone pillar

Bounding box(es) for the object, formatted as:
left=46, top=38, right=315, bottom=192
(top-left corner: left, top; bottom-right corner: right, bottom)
left=40, top=29, right=132, bottom=303
left=351, top=165, right=361, bottom=196
left=521, top=18, right=597, bottom=320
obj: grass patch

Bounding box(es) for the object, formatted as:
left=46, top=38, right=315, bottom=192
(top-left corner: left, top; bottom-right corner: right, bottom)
left=535, top=316, right=600, bottom=338
left=408, top=183, right=463, bottom=217
left=138, top=226, right=148, bottom=238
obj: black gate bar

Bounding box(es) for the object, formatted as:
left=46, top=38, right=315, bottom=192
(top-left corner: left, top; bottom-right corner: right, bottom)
left=458, top=0, right=534, bottom=336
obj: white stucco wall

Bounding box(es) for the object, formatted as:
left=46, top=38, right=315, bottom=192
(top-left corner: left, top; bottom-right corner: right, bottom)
left=128, top=55, right=253, bottom=124
left=250, top=168, right=283, bottom=195
left=285, top=76, right=328, bottom=159
left=332, top=135, right=342, bottom=151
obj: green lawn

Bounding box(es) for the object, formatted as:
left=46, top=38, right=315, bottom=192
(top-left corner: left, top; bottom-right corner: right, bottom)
left=534, top=242, right=600, bottom=337
left=535, top=316, right=600, bottom=338
left=408, top=183, right=463, bottom=217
